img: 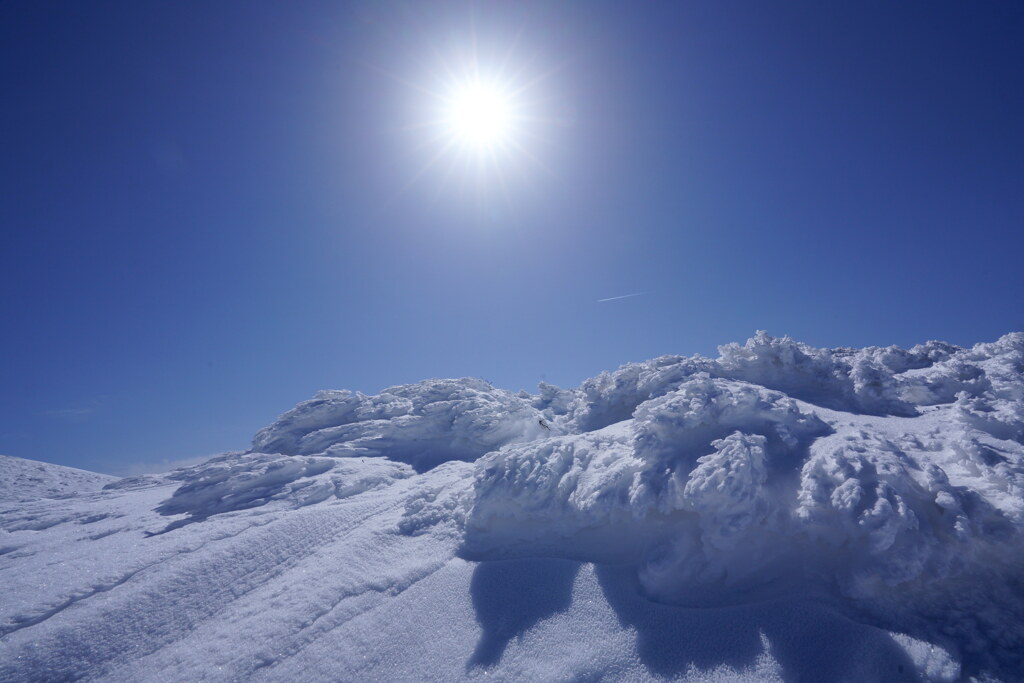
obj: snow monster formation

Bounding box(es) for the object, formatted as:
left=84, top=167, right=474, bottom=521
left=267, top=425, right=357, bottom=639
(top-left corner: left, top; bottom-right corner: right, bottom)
left=2, top=332, right=1023, bottom=682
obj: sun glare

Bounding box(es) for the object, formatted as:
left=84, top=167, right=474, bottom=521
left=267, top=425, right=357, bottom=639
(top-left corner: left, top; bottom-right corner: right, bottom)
left=447, top=82, right=514, bottom=149
left=403, top=41, right=558, bottom=195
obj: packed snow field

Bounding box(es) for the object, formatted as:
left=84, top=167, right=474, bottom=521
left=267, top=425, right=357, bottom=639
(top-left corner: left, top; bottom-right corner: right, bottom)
left=2, top=332, right=1023, bottom=681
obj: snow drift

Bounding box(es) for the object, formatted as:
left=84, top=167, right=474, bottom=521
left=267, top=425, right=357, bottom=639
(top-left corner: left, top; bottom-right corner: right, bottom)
left=2, top=332, right=1023, bottom=681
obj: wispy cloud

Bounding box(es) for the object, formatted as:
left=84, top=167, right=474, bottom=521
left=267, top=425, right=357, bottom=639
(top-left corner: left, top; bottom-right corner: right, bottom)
left=597, top=292, right=646, bottom=303
left=40, top=397, right=104, bottom=419
left=41, top=406, right=96, bottom=418
left=112, top=454, right=218, bottom=477
left=40, top=397, right=105, bottom=420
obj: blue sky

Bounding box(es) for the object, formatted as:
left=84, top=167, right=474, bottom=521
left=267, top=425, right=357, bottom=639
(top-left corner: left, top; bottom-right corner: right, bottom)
left=2, top=1, right=1022, bottom=474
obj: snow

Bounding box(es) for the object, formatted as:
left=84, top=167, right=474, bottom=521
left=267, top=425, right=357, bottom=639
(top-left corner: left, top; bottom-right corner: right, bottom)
left=0, top=453, right=117, bottom=501
left=252, top=378, right=550, bottom=472
left=2, top=332, right=1023, bottom=681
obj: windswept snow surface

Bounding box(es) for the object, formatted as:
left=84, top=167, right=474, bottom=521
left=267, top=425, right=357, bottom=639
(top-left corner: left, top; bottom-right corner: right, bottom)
left=0, top=454, right=117, bottom=501
left=2, top=332, right=1024, bottom=681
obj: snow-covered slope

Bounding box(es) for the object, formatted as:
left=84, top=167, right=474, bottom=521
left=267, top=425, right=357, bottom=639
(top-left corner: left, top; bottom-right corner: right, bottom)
left=2, top=332, right=1023, bottom=682
left=0, top=454, right=118, bottom=500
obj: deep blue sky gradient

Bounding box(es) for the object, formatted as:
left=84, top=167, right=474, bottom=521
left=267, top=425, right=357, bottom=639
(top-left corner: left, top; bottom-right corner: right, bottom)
left=2, top=1, right=1022, bottom=473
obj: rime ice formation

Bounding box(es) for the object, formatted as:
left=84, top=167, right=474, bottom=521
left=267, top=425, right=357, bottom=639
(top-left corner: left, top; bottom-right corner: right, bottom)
left=1, top=332, right=1023, bottom=682
left=251, top=377, right=550, bottom=472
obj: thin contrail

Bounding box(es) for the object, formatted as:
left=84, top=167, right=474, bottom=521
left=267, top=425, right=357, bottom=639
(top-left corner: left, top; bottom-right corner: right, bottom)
left=597, top=292, right=646, bottom=303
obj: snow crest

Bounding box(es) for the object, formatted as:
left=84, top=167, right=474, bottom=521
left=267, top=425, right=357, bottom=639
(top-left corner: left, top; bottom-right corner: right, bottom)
left=0, top=454, right=118, bottom=501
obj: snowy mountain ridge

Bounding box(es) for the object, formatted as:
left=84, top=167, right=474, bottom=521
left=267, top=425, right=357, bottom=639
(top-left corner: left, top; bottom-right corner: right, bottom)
left=2, top=332, right=1023, bottom=681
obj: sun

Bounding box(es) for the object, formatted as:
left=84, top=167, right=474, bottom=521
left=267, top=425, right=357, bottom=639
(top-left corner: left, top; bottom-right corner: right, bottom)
left=446, top=81, right=515, bottom=149
left=401, top=40, right=558, bottom=195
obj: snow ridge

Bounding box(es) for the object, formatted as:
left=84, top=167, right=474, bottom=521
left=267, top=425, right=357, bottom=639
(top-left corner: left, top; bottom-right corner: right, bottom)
left=0, top=454, right=117, bottom=501
left=2, top=331, right=1023, bottom=681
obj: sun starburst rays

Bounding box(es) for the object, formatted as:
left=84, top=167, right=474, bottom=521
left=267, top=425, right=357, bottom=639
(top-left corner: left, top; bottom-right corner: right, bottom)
left=404, top=44, right=560, bottom=202
left=364, top=30, right=565, bottom=211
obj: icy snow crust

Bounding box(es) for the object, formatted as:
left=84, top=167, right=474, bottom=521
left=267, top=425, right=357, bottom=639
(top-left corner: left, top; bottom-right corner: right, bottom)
left=2, top=332, right=1023, bottom=682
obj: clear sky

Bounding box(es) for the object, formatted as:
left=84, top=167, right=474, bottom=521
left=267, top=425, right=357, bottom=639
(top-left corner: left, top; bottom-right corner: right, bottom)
left=2, top=1, right=1022, bottom=474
